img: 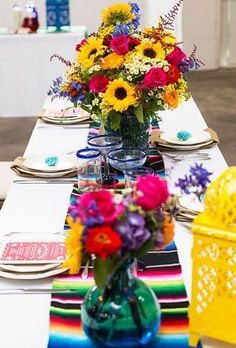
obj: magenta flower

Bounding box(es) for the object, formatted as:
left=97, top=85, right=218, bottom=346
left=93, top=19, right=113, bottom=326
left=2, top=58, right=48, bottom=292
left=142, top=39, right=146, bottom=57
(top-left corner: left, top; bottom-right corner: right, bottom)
left=78, top=190, right=124, bottom=225
left=135, top=175, right=169, bottom=210
left=88, top=75, right=109, bottom=93
left=166, top=46, right=187, bottom=66
left=143, top=68, right=167, bottom=89
left=110, top=35, right=130, bottom=55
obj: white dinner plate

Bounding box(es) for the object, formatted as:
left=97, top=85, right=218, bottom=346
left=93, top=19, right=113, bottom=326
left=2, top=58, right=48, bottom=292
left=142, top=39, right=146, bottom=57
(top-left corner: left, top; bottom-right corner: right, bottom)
left=178, top=195, right=204, bottom=214
left=0, top=262, right=61, bottom=273
left=42, top=116, right=91, bottom=125
left=160, top=130, right=211, bottom=145
left=0, top=267, right=68, bottom=280
left=24, top=156, right=75, bottom=172
left=158, top=140, right=213, bottom=151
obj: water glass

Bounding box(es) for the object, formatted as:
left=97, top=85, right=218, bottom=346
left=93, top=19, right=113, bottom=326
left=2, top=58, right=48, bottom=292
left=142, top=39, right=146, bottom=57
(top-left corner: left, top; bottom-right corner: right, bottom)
left=125, top=166, right=155, bottom=188
left=76, top=149, right=102, bottom=192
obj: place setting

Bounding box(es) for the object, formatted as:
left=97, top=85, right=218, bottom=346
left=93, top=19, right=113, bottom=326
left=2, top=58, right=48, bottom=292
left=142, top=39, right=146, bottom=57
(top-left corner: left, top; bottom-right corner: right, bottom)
left=11, top=154, right=78, bottom=183
left=151, top=128, right=220, bottom=152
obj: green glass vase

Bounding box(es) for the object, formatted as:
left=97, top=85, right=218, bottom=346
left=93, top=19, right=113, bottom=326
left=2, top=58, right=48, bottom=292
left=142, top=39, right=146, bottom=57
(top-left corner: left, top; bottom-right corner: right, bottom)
left=105, top=114, right=150, bottom=151
left=81, top=260, right=161, bottom=347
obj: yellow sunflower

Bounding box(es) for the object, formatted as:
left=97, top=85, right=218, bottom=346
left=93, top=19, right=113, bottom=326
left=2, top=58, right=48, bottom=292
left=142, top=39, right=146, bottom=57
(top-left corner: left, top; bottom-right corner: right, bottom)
left=102, top=4, right=135, bottom=26
left=102, top=78, right=137, bottom=112
left=77, top=37, right=105, bottom=69
left=102, top=53, right=124, bottom=70
left=136, top=41, right=165, bottom=61
left=62, top=217, right=83, bottom=275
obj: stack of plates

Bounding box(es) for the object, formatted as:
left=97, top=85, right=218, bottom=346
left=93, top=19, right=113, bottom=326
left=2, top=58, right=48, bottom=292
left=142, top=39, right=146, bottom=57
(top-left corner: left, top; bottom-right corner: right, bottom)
left=40, top=108, right=91, bottom=125
left=157, top=129, right=214, bottom=151
left=12, top=154, right=77, bottom=179
left=0, top=233, right=68, bottom=279
left=176, top=194, right=204, bottom=222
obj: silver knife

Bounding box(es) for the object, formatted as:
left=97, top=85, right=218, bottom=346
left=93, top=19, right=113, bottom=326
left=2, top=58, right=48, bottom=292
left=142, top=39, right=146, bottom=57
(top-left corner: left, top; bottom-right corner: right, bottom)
left=0, top=288, right=79, bottom=295
left=13, top=179, right=77, bottom=184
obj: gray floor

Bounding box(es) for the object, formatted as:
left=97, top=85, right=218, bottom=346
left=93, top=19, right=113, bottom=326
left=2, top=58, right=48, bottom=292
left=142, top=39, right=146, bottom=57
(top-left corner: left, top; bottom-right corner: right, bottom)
left=0, top=69, right=235, bottom=165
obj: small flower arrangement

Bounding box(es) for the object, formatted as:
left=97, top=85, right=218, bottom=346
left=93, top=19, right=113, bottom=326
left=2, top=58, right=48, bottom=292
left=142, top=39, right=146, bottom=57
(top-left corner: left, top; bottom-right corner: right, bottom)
left=49, top=2, right=202, bottom=131
left=175, top=163, right=212, bottom=201
left=63, top=175, right=174, bottom=289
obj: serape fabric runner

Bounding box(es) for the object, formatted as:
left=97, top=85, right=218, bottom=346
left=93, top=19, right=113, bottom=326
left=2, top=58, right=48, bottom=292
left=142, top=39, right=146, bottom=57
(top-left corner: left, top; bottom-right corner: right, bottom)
left=48, top=122, right=200, bottom=348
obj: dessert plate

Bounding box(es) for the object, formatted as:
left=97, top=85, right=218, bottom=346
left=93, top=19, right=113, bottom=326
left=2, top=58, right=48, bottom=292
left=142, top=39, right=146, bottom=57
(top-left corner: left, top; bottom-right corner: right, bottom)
left=178, top=195, right=204, bottom=214
left=0, top=262, right=61, bottom=273
left=24, top=156, right=75, bottom=172
left=0, top=267, right=68, bottom=280
left=160, top=130, right=211, bottom=145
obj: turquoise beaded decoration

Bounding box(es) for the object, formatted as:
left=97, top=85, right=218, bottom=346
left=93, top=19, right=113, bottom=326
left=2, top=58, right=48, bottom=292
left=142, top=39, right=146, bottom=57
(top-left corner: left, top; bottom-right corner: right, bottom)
left=177, top=130, right=192, bottom=141
left=45, top=156, right=58, bottom=166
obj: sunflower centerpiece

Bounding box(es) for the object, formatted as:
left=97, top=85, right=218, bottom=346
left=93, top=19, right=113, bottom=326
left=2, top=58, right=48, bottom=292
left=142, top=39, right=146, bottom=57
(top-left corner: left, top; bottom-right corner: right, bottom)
left=49, top=2, right=196, bottom=149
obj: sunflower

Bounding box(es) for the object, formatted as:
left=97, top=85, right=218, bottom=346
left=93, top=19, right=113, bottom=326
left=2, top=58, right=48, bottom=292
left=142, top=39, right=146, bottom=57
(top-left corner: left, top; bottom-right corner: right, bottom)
left=77, top=37, right=105, bottom=69
left=136, top=42, right=165, bottom=61
left=102, top=78, right=137, bottom=112
left=102, top=3, right=135, bottom=26
left=102, top=52, right=124, bottom=70
left=62, top=217, right=84, bottom=274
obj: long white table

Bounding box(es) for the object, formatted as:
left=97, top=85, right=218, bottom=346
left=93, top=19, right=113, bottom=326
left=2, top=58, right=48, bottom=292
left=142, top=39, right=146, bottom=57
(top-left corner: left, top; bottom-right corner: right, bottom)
left=0, top=97, right=230, bottom=348
left=0, top=27, right=86, bottom=117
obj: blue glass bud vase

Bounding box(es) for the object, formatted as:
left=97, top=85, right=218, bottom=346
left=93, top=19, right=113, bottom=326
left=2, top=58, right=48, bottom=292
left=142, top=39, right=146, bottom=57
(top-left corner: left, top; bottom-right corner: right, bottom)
left=81, top=260, right=161, bottom=347
left=105, top=114, right=150, bottom=151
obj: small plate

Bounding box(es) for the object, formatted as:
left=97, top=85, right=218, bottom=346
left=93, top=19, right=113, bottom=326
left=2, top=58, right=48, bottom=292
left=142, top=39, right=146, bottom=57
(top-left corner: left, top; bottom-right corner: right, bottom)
left=0, top=262, right=61, bottom=273
left=158, top=140, right=213, bottom=151
left=42, top=116, right=91, bottom=125
left=24, top=156, right=75, bottom=172
left=178, top=195, right=204, bottom=214
left=160, top=130, right=211, bottom=145
left=0, top=267, right=68, bottom=280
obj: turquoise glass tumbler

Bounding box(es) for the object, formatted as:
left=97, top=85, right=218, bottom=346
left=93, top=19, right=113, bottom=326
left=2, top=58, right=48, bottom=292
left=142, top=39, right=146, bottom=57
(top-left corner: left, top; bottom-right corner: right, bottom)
left=81, top=260, right=161, bottom=347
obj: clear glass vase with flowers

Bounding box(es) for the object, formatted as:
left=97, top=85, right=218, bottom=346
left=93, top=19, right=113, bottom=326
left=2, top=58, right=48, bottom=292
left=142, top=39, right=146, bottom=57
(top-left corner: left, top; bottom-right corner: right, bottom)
left=63, top=175, right=175, bottom=347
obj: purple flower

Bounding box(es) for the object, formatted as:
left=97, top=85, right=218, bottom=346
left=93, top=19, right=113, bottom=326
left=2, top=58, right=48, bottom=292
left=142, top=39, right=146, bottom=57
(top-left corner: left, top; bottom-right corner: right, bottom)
left=113, top=24, right=130, bottom=37
left=189, top=163, right=212, bottom=191
left=130, top=3, right=141, bottom=29
left=114, top=213, right=151, bottom=251
left=175, top=175, right=191, bottom=194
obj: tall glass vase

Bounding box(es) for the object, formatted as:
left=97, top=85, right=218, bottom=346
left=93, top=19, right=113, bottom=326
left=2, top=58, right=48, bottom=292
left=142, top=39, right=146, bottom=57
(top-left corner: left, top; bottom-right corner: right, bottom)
left=81, top=260, right=161, bottom=347
left=105, top=114, right=150, bottom=151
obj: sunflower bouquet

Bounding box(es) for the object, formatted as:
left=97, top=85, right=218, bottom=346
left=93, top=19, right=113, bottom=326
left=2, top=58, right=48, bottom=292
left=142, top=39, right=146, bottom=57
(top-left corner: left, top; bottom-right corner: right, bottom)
left=49, top=2, right=201, bottom=143
left=63, top=174, right=174, bottom=289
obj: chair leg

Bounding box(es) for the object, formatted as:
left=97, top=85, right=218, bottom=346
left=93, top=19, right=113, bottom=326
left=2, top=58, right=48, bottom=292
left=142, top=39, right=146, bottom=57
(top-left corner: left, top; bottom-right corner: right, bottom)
left=189, top=332, right=200, bottom=347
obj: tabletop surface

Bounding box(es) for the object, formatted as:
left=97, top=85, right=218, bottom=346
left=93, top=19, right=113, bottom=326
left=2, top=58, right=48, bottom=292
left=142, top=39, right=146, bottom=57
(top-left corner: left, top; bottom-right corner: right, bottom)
left=0, top=97, right=229, bottom=348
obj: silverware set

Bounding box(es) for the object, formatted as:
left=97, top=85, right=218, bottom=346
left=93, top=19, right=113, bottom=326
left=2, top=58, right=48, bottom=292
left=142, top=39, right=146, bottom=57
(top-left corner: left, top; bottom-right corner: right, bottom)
left=13, top=179, right=77, bottom=185
left=161, top=151, right=211, bottom=162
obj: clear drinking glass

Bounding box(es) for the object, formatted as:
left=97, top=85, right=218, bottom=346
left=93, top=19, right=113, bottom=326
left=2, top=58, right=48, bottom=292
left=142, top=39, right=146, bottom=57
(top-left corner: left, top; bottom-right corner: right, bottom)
left=76, top=149, right=102, bottom=192
left=125, top=166, right=155, bottom=188
left=87, top=135, right=123, bottom=187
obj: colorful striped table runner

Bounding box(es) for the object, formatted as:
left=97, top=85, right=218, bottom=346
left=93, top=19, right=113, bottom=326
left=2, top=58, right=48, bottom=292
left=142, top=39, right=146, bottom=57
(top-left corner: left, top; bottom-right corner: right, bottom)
left=47, top=121, right=201, bottom=348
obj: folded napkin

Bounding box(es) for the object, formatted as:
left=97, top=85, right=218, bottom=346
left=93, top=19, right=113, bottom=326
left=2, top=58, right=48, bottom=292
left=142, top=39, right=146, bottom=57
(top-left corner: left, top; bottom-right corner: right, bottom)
left=150, top=128, right=219, bottom=151
left=11, top=157, right=77, bottom=179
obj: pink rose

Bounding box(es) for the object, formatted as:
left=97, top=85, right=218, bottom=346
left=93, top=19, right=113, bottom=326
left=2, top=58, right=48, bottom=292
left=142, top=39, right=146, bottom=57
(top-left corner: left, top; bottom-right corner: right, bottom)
left=143, top=68, right=167, bottom=89
left=78, top=190, right=124, bottom=225
left=135, top=175, right=169, bottom=211
left=166, top=46, right=187, bottom=66
left=110, top=35, right=130, bottom=55
left=88, top=75, right=109, bottom=93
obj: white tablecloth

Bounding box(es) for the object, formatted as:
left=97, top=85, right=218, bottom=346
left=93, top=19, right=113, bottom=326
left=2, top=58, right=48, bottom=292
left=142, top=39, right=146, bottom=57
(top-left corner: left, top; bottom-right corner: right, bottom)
left=0, top=27, right=86, bottom=117
left=0, top=97, right=230, bottom=348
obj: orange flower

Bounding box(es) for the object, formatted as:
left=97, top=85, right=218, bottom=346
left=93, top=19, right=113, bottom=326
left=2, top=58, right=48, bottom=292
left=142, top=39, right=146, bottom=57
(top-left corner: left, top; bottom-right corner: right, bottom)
left=162, top=215, right=175, bottom=247
left=102, top=52, right=124, bottom=70
left=164, top=89, right=179, bottom=108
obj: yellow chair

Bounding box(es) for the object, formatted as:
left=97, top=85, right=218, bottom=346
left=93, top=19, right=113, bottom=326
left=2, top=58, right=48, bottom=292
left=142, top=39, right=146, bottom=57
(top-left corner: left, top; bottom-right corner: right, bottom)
left=189, top=167, right=236, bottom=347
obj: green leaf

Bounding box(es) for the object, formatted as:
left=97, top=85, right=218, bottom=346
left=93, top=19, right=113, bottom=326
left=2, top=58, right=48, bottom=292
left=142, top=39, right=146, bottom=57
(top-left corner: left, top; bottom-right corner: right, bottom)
left=134, top=104, right=144, bottom=123
left=132, top=238, right=155, bottom=259
left=94, top=258, right=110, bottom=290
left=109, top=112, right=121, bottom=131
left=109, top=253, right=130, bottom=275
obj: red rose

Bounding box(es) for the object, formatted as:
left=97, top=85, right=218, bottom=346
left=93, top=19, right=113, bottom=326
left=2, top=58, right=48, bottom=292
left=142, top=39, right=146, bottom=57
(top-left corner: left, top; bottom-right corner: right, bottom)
left=76, top=39, right=87, bottom=51
left=88, top=75, right=109, bottom=93
left=166, top=65, right=181, bottom=84
left=129, top=37, right=141, bottom=49
left=143, top=68, right=167, bottom=89
left=110, top=35, right=130, bottom=55
left=85, top=226, right=122, bottom=259
left=166, top=46, right=186, bottom=66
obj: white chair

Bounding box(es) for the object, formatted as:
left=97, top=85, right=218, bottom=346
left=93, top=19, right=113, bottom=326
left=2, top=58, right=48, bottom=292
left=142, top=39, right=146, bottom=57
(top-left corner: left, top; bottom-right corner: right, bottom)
left=0, top=162, right=14, bottom=208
